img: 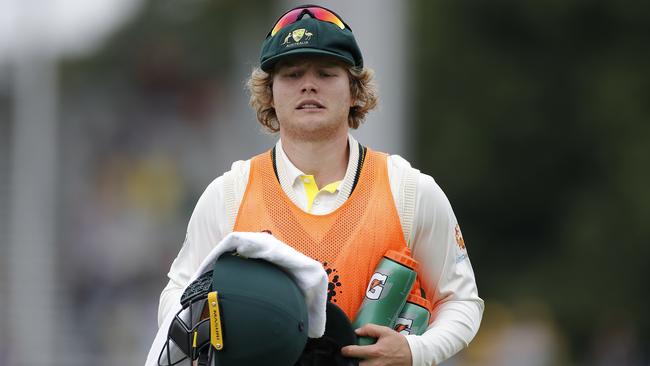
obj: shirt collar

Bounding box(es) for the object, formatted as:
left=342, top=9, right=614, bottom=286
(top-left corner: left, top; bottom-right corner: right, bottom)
left=275, top=134, right=360, bottom=196
left=276, top=140, right=306, bottom=188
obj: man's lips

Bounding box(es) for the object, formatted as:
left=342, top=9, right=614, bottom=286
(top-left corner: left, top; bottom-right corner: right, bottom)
left=296, top=100, right=325, bottom=109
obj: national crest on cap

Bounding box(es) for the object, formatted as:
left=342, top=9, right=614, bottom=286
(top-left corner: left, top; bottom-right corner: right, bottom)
left=281, top=28, right=314, bottom=47
left=260, top=13, right=363, bottom=72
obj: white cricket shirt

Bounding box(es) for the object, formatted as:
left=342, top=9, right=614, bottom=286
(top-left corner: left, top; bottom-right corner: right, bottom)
left=158, top=135, right=484, bottom=366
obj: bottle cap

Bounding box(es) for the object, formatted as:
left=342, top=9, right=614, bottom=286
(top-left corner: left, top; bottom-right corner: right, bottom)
left=406, top=293, right=432, bottom=311
left=384, top=249, right=419, bottom=272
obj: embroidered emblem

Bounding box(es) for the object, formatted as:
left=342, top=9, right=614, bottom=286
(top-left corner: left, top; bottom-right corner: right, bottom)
left=455, top=224, right=466, bottom=251
left=281, top=28, right=313, bottom=46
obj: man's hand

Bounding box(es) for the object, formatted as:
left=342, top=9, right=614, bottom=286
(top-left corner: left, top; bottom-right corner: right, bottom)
left=341, top=324, right=413, bottom=366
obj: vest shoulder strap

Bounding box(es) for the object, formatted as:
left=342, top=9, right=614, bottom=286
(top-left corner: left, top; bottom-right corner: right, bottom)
left=396, top=163, right=420, bottom=249
left=223, top=169, right=237, bottom=234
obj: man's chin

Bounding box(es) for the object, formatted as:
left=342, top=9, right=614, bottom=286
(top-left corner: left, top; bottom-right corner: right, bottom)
left=281, top=122, right=346, bottom=142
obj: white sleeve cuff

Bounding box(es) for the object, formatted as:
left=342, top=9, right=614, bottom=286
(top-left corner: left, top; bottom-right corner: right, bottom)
left=406, top=299, right=484, bottom=366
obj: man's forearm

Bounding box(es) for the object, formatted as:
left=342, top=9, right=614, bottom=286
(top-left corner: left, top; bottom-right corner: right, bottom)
left=406, top=299, right=484, bottom=366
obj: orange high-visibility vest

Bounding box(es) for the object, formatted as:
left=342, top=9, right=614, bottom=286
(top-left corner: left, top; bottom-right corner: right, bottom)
left=233, top=149, right=411, bottom=320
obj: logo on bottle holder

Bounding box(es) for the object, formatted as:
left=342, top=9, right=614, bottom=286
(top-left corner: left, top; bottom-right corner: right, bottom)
left=394, top=317, right=414, bottom=335
left=365, top=272, right=388, bottom=300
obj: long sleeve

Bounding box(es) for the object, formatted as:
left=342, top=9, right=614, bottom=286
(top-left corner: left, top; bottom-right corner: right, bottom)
left=405, top=173, right=484, bottom=365
left=157, top=176, right=227, bottom=326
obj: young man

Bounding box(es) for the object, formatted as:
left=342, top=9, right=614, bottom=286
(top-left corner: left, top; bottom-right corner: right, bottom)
left=158, top=5, right=483, bottom=366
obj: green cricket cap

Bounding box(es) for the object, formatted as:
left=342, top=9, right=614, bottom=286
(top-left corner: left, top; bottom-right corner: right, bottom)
left=260, top=16, right=363, bottom=72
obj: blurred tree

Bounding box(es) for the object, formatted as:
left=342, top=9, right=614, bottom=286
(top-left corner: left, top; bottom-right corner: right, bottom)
left=58, top=0, right=275, bottom=210
left=61, top=0, right=273, bottom=86
left=53, top=2, right=276, bottom=363
left=413, top=0, right=650, bottom=362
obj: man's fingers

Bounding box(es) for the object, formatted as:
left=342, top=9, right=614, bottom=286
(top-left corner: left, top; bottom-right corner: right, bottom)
left=341, top=344, right=378, bottom=359
left=355, top=323, right=394, bottom=338
left=340, top=324, right=396, bottom=359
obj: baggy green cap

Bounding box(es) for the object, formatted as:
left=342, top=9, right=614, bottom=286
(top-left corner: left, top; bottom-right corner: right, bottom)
left=260, top=16, right=363, bottom=72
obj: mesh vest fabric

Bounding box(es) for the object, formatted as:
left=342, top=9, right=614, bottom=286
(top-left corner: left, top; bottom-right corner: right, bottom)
left=233, top=149, right=410, bottom=320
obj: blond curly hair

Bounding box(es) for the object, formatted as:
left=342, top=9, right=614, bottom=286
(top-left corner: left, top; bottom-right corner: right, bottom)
left=246, top=65, right=378, bottom=133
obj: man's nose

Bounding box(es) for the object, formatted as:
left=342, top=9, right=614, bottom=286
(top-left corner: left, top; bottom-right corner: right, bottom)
left=300, top=73, right=318, bottom=93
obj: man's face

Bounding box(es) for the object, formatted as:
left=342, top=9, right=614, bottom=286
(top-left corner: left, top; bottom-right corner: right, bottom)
left=272, top=56, right=353, bottom=141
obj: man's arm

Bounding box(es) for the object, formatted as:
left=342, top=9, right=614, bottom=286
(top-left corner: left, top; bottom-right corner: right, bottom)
left=405, top=173, right=484, bottom=365
left=157, top=176, right=227, bottom=326
left=342, top=162, right=483, bottom=366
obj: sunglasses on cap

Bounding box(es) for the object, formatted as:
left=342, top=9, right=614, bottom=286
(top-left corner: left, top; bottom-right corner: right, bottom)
left=268, top=5, right=352, bottom=37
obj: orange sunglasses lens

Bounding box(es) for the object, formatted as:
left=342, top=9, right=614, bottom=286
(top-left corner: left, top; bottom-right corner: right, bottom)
left=308, top=7, right=345, bottom=30
left=270, top=6, right=346, bottom=37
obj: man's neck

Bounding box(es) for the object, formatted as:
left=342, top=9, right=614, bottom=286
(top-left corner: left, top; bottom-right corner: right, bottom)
left=280, top=133, right=350, bottom=189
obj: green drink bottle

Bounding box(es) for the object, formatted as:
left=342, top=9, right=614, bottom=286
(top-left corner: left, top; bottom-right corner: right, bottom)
left=393, top=294, right=431, bottom=336
left=352, top=249, right=419, bottom=346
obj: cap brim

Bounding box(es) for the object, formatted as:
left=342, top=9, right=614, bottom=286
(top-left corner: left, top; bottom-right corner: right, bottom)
left=260, top=48, right=355, bottom=72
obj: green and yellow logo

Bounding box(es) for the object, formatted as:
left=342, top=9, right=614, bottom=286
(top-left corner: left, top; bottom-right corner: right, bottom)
left=282, top=28, right=313, bottom=46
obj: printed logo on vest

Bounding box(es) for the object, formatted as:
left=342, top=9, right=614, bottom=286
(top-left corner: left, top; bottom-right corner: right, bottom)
left=394, top=317, right=414, bottom=335
left=365, top=272, right=388, bottom=300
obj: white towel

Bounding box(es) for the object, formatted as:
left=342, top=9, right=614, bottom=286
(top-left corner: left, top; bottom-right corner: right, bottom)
left=145, top=232, right=329, bottom=366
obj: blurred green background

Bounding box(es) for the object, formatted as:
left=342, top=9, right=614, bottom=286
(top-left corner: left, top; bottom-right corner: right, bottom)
left=1, top=0, right=648, bottom=365
left=413, top=1, right=649, bottom=364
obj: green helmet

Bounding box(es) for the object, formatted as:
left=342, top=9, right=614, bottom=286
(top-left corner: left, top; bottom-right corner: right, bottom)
left=160, top=252, right=309, bottom=365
